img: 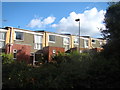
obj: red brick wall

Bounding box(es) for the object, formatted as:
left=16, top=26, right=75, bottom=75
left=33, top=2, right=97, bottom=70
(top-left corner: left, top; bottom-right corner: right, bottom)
left=6, top=44, right=31, bottom=64
left=43, top=46, right=65, bottom=62
left=70, top=47, right=89, bottom=52
left=94, top=48, right=103, bottom=52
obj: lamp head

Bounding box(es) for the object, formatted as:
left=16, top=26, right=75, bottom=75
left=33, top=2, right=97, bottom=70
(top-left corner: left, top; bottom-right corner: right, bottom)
left=75, top=19, right=80, bottom=21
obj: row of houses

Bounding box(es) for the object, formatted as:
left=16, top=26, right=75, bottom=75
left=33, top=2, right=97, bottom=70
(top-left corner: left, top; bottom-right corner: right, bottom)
left=0, top=27, right=106, bottom=65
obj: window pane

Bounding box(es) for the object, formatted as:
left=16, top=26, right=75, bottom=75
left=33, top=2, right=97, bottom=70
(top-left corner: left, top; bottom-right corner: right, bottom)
left=49, top=35, right=55, bottom=42
left=74, top=38, right=79, bottom=44
left=86, top=40, right=88, bottom=46
left=63, top=37, right=69, bottom=45
left=34, top=35, right=42, bottom=49
left=13, top=53, right=17, bottom=59
left=64, top=45, right=69, bottom=51
left=100, top=41, right=102, bottom=45
left=92, top=40, right=95, bottom=42
left=92, top=39, right=96, bottom=44
left=0, top=32, right=6, bottom=40
left=34, top=43, right=42, bottom=49
left=0, top=41, right=5, bottom=48
left=16, top=32, right=23, bottom=40
left=34, top=35, right=42, bottom=43
left=84, top=40, right=88, bottom=48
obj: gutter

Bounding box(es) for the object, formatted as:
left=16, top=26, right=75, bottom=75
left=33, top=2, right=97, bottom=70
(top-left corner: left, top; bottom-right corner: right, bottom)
left=8, top=27, right=13, bottom=53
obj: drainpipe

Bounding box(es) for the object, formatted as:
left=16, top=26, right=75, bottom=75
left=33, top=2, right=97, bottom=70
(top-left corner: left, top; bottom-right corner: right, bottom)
left=8, top=27, right=11, bottom=53
left=45, top=32, right=46, bottom=47
left=8, top=27, right=13, bottom=53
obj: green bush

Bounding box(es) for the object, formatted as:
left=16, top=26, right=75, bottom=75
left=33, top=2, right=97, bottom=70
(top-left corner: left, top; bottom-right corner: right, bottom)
left=52, top=52, right=70, bottom=64
left=87, top=54, right=120, bottom=88
left=1, top=53, right=14, bottom=64
left=2, top=51, right=120, bottom=88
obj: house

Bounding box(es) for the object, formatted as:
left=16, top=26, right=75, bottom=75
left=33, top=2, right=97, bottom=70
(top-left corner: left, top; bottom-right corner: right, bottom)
left=0, top=27, right=106, bottom=65
left=0, top=28, right=7, bottom=53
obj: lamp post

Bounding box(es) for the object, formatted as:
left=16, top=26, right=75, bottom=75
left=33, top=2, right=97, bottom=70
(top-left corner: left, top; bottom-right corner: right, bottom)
left=75, top=19, right=80, bottom=52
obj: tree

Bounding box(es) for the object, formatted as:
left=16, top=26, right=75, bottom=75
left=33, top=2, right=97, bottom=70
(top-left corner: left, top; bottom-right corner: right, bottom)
left=101, top=2, right=120, bottom=57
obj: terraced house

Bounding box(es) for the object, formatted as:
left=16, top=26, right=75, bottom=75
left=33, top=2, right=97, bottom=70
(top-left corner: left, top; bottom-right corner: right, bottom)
left=0, top=27, right=106, bottom=65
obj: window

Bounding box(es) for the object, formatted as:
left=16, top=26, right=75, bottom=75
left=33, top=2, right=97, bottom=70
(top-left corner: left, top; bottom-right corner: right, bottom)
left=30, top=53, right=34, bottom=65
left=13, top=49, right=17, bottom=60
left=63, top=37, right=69, bottom=45
left=92, top=39, right=96, bottom=44
left=84, top=40, right=89, bottom=48
left=34, top=35, right=42, bottom=49
left=0, top=32, right=6, bottom=48
left=0, top=32, right=6, bottom=40
left=49, top=35, right=55, bottom=42
left=15, top=32, right=23, bottom=40
left=99, top=41, right=103, bottom=45
left=34, top=43, right=42, bottom=50
left=64, top=45, right=70, bottom=51
left=53, top=50, right=56, bottom=54
left=0, top=41, right=5, bottom=48
left=74, top=37, right=79, bottom=44
left=63, top=37, right=70, bottom=51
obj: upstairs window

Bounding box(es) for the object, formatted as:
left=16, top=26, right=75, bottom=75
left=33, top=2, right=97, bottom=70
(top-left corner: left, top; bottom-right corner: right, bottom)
left=15, top=32, right=24, bottom=40
left=49, top=35, right=55, bottom=42
left=99, top=41, right=103, bottom=45
left=84, top=39, right=89, bottom=48
left=63, top=37, right=69, bottom=45
left=74, top=37, right=79, bottom=44
left=0, top=32, right=6, bottom=40
left=63, top=37, right=70, bottom=51
left=92, top=39, right=96, bottom=44
left=34, top=35, right=42, bottom=50
left=0, top=32, right=6, bottom=48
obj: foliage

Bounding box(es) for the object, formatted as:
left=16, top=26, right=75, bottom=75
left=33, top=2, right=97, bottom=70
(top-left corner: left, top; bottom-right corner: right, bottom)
left=3, top=2, right=120, bottom=89
left=2, top=51, right=120, bottom=88
left=1, top=53, right=14, bottom=64
left=52, top=52, right=70, bottom=64
left=101, top=2, right=120, bottom=57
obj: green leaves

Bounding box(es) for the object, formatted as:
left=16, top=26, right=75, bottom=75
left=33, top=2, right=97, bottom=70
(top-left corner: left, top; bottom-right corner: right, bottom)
left=2, top=51, right=120, bottom=88
left=1, top=53, right=14, bottom=64
left=101, top=2, right=120, bottom=58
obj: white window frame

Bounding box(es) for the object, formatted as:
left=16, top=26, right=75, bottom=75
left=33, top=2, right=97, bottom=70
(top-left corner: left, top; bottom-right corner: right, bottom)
left=15, top=32, right=24, bottom=41
left=92, top=39, right=96, bottom=44
left=63, top=37, right=70, bottom=45
left=13, top=49, right=17, bottom=60
left=34, top=35, right=42, bottom=50
left=74, top=37, right=79, bottom=45
left=30, top=52, right=36, bottom=65
left=63, top=37, right=70, bottom=51
left=84, top=39, right=89, bottom=48
left=0, top=32, right=6, bottom=40
left=34, top=43, right=42, bottom=50
left=99, top=41, right=103, bottom=45
left=48, top=35, right=55, bottom=43
left=0, top=32, right=6, bottom=48
left=64, top=45, right=70, bottom=51
left=0, top=41, right=5, bottom=48
left=53, top=50, right=56, bottom=54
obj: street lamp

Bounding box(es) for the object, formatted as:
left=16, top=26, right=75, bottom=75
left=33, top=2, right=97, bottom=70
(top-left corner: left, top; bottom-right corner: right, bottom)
left=75, top=18, right=80, bottom=52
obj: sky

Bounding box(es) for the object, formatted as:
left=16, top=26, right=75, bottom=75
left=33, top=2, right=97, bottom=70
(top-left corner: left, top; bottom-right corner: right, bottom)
left=2, top=2, right=109, bottom=38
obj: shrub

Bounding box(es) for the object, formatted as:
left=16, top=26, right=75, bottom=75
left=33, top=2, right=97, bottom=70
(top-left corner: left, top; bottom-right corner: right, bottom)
left=52, top=52, right=70, bottom=64
left=1, top=53, right=14, bottom=64
left=87, top=54, right=120, bottom=88
left=2, top=51, right=120, bottom=88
